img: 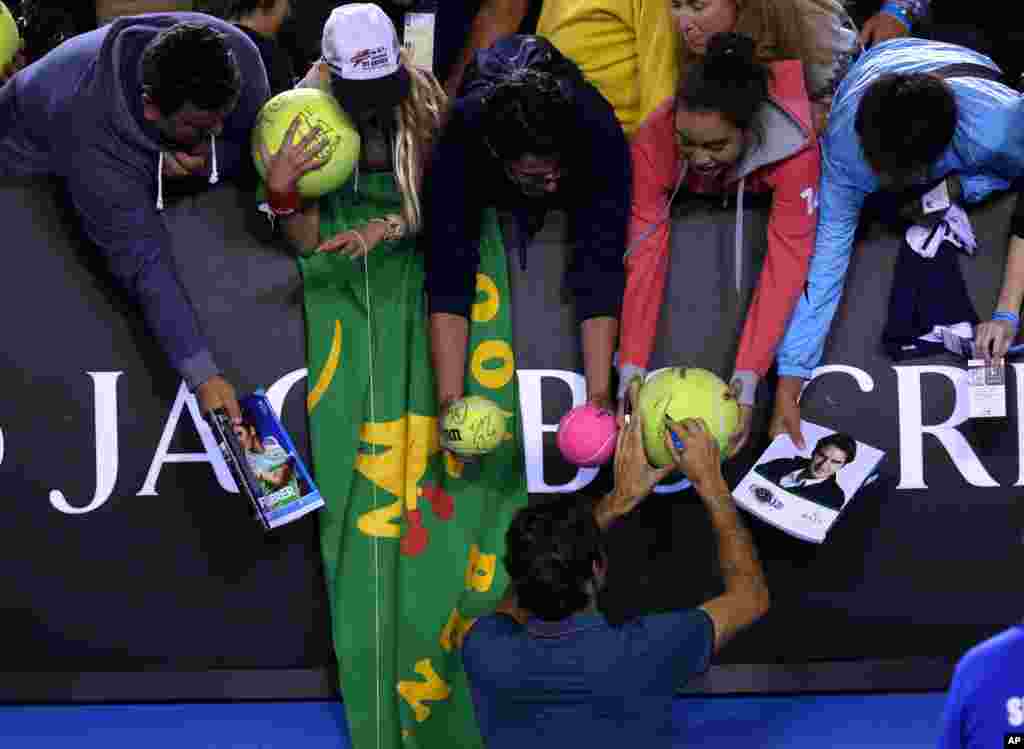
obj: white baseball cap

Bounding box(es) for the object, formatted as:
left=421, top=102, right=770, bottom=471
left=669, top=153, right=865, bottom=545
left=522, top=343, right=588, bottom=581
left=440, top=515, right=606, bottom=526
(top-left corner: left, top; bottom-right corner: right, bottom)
left=321, top=3, right=410, bottom=112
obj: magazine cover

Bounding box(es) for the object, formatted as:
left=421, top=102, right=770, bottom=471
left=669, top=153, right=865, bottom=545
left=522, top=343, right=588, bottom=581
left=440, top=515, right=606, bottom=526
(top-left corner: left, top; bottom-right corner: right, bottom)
left=733, top=420, right=885, bottom=543
left=208, top=391, right=324, bottom=530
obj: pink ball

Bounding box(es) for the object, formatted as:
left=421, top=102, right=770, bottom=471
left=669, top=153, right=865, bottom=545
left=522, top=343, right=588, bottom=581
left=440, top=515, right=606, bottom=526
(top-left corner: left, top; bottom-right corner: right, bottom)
left=556, top=404, right=619, bottom=467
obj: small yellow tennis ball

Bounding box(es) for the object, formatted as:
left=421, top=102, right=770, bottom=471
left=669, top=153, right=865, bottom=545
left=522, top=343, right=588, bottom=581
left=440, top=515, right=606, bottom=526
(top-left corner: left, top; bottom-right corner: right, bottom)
left=441, top=396, right=506, bottom=457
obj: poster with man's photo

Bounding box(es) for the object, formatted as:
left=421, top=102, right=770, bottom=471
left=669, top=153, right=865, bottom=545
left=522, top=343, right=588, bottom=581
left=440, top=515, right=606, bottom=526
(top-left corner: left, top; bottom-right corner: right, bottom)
left=734, top=421, right=885, bottom=543
left=210, top=392, right=324, bottom=530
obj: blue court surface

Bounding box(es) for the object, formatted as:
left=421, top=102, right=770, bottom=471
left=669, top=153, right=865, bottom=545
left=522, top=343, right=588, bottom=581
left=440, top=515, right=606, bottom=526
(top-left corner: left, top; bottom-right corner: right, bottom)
left=0, top=693, right=947, bottom=748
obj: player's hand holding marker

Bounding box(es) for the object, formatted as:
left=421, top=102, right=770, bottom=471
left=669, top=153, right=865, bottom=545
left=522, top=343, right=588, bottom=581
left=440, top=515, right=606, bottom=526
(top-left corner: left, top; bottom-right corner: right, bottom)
left=664, top=416, right=722, bottom=491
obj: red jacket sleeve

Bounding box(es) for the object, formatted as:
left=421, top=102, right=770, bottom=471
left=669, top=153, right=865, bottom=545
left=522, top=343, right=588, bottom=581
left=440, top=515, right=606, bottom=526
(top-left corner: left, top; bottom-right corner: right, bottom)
left=734, top=140, right=820, bottom=378
left=619, top=106, right=679, bottom=374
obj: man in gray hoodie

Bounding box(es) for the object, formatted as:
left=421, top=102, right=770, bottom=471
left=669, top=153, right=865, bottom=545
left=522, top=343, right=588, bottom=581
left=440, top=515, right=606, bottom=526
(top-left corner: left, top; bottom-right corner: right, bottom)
left=0, top=13, right=270, bottom=421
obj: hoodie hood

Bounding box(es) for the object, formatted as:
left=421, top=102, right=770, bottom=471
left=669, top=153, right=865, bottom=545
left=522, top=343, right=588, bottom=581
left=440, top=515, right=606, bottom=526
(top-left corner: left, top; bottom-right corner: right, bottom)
left=80, top=12, right=263, bottom=208
left=84, top=13, right=244, bottom=152
left=731, top=59, right=815, bottom=181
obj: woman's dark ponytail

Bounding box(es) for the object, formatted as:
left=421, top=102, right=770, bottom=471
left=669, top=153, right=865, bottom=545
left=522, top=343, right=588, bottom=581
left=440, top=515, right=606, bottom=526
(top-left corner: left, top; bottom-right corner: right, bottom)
left=677, top=32, right=772, bottom=137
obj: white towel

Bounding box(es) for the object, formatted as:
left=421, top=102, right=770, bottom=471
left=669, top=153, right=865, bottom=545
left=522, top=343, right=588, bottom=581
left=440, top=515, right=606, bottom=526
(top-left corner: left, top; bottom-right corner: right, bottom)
left=905, top=204, right=976, bottom=259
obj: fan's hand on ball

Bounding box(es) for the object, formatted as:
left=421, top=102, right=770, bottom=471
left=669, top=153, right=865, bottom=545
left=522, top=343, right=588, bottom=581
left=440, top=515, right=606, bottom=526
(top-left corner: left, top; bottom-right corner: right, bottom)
left=769, top=376, right=805, bottom=450
left=726, top=404, right=753, bottom=458
left=601, top=389, right=674, bottom=522
left=722, top=381, right=752, bottom=457
left=316, top=220, right=388, bottom=258
left=616, top=376, right=643, bottom=428
left=261, top=115, right=331, bottom=195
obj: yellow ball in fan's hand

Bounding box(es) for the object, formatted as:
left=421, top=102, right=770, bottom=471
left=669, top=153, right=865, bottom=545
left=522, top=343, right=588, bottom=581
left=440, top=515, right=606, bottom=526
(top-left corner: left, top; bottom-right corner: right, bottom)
left=251, top=88, right=361, bottom=198
left=637, top=367, right=739, bottom=467
left=441, top=396, right=507, bottom=458
left=0, top=2, right=21, bottom=72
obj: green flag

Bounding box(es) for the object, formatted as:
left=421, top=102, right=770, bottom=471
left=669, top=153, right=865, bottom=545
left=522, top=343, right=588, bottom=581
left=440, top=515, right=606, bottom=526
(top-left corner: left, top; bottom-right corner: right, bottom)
left=300, top=172, right=528, bottom=749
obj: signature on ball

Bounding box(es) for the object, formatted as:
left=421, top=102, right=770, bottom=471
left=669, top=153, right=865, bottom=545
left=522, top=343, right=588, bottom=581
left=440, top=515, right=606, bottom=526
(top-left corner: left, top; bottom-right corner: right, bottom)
left=259, top=106, right=342, bottom=163
left=446, top=401, right=500, bottom=449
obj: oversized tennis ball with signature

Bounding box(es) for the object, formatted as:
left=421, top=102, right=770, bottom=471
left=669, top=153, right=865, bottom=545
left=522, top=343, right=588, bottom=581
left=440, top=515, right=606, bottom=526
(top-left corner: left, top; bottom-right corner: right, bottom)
left=252, top=88, right=361, bottom=198
left=637, top=367, right=738, bottom=467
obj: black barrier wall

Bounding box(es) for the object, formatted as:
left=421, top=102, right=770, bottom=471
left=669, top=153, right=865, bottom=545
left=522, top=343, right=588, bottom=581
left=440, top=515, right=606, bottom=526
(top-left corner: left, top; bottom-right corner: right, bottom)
left=0, top=179, right=331, bottom=685
left=1, top=176, right=1022, bottom=700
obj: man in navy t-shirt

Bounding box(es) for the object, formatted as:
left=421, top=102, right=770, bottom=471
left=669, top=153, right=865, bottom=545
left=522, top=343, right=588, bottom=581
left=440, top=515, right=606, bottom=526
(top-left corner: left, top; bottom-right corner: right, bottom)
left=462, top=383, right=772, bottom=748
left=938, top=624, right=1024, bottom=748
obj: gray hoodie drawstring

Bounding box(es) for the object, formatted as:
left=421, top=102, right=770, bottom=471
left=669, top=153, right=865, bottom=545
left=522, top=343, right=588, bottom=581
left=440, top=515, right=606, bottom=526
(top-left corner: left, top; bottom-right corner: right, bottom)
left=156, top=151, right=165, bottom=211
left=625, top=161, right=686, bottom=258
left=156, top=134, right=218, bottom=212
left=734, top=176, right=746, bottom=293
left=208, top=132, right=219, bottom=185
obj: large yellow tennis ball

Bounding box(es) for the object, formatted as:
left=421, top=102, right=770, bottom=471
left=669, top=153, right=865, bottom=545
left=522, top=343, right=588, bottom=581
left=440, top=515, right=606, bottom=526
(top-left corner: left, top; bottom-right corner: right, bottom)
left=252, top=88, right=361, bottom=199
left=0, top=2, right=21, bottom=71
left=441, top=396, right=506, bottom=457
left=637, top=367, right=739, bottom=467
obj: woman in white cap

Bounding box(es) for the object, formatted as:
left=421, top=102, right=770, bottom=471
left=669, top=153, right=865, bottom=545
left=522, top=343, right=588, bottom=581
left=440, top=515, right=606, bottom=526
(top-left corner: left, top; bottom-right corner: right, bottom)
left=259, top=1, right=445, bottom=257
left=254, top=9, right=524, bottom=749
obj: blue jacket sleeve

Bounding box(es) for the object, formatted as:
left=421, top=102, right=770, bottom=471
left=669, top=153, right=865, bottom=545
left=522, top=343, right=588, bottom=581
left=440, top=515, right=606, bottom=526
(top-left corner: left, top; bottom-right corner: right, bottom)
left=952, top=87, right=1024, bottom=203
left=422, top=104, right=486, bottom=320
left=776, top=150, right=867, bottom=379
left=67, top=166, right=219, bottom=390
left=565, top=84, right=629, bottom=325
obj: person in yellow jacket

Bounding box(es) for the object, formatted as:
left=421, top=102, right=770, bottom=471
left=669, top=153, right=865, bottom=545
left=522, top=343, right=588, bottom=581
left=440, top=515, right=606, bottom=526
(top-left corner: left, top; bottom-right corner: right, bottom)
left=537, top=0, right=679, bottom=136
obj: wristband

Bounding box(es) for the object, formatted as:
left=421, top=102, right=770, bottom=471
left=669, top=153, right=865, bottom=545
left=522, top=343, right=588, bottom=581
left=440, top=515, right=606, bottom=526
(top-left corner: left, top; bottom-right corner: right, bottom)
left=992, top=311, right=1021, bottom=330
left=268, top=187, right=300, bottom=216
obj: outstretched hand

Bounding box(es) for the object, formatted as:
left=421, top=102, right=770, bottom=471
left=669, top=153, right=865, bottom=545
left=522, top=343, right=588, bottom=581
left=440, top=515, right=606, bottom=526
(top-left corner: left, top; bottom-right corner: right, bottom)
left=723, top=380, right=752, bottom=458
left=316, top=220, right=389, bottom=258
left=974, top=319, right=1016, bottom=365
left=597, top=380, right=675, bottom=527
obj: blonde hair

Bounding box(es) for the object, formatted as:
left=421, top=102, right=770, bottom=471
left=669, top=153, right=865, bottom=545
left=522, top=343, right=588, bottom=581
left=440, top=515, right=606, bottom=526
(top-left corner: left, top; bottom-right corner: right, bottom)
left=392, top=52, right=447, bottom=234
left=677, top=0, right=857, bottom=98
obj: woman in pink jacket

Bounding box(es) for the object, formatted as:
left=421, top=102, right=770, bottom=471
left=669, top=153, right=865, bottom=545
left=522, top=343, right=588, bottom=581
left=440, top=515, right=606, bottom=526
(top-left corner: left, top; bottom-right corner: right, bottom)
left=618, top=32, right=820, bottom=454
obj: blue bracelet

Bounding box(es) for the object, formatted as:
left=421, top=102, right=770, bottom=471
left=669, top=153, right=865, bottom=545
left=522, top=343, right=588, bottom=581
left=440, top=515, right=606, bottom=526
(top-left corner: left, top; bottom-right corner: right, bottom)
left=992, top=311, right=1021, bottom=329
